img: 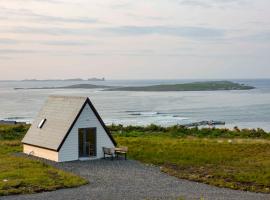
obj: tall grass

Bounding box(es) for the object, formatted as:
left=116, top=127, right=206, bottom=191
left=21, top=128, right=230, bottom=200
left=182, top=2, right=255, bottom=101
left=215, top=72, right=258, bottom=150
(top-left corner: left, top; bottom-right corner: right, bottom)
left=0, top=124, right=30, bottom=140
left=109, top=124, right=270, bottom=139
left=0, top=125, right=88, bottom=196
left=116, top=135, right=270, bottom=193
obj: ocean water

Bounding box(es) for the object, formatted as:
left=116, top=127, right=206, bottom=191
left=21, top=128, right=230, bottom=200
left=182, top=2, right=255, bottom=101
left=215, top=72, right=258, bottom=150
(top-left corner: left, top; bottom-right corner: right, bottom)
left=0, top=79, right=270, bottom=131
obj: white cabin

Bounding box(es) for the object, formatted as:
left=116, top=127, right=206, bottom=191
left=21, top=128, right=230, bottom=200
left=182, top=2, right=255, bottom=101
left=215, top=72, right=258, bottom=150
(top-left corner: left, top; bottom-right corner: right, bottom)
left=22, top=96, right=116, bottom=162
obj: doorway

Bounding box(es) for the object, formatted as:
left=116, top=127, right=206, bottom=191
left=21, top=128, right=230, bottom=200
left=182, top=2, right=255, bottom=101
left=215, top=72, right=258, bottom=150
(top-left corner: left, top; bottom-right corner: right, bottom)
left=78, top=128, right=96, bottom=157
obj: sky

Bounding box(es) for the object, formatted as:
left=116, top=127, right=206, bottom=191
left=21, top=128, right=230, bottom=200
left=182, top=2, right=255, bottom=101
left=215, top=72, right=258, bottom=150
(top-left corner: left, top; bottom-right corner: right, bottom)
left=0, top=0, right=269, bottom=80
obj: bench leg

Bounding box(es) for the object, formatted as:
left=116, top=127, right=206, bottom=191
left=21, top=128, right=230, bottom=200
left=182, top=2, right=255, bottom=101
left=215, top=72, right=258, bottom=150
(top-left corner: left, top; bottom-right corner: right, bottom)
left=125, top=153, right=127, bottom=160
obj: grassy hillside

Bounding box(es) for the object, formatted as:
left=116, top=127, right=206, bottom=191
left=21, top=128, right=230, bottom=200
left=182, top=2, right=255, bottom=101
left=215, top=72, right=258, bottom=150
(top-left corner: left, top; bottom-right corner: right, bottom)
left=1, top=124, right=269, bottom=195
left=108, top=81, right=255, bottom=91
left=112, top=124, right=270, bottom=193
left=0, top=125, right=88, bottom=196
left=116, top=135, right=270, bottom=193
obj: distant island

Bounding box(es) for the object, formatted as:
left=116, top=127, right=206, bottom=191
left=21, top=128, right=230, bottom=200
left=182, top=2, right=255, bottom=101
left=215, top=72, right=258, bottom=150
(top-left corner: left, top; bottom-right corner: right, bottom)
left=14, top=84, right=111, bottom=90
left=107, top=81, right=255, bottom=91
left=88, top=77, right=105, bottom=81
left=21, top=77, right=105, bottom=82
left=15, top=81, right=255, bottom=91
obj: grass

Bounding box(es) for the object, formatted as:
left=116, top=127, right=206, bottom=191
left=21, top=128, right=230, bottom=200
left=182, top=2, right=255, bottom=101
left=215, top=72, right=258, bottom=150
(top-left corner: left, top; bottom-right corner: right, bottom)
left=0, top=125, right=88, bottom=196
left=0, top=124, right=30, bottom=140
left=1, top=124, right=270, bottom=195
left=114, top=128, right=270, bottom=193
left=109, top=124, right=270, bottom=139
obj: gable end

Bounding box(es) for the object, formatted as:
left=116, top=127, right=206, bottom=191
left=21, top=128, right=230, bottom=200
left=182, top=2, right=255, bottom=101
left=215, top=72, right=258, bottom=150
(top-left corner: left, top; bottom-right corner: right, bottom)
left=57, top=98, right=117, bottom=152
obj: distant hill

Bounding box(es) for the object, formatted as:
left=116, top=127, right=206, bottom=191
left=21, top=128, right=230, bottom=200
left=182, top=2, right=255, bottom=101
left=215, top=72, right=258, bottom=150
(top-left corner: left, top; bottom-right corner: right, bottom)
left=106, top=81, right=255, bottom=91
left=14, top=81, right=255, bottom=91
left=20, top=77, right=105, bottom=81
left=88, top=77, right=105, bottom=81
left=14, top=84, right=111, bottom=90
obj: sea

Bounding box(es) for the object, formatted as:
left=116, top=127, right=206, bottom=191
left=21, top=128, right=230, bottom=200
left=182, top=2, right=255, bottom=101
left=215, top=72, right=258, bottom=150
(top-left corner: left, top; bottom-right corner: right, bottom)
left=0, top=79, right=270, bottom=131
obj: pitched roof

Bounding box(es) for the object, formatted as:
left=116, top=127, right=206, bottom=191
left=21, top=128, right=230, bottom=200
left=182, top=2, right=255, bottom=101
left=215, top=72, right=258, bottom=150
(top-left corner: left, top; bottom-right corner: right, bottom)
left=22, top=96, right=116, bottom=151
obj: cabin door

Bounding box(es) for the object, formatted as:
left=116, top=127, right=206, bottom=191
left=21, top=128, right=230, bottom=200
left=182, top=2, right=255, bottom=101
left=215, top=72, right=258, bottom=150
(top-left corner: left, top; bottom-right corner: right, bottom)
left=78, top=128, right=97, bottom=157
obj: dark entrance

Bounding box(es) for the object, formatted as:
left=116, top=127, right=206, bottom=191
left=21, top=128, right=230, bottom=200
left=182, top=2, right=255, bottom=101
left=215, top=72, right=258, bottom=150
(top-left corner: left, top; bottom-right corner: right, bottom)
left=78, top=128, right=97, bottom=157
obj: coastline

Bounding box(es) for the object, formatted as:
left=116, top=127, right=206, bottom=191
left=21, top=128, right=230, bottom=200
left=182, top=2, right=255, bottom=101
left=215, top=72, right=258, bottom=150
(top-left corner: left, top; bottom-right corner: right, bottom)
left=0, top=79, right=270, bottom=131
left=1, top=118, right=270, bottom=132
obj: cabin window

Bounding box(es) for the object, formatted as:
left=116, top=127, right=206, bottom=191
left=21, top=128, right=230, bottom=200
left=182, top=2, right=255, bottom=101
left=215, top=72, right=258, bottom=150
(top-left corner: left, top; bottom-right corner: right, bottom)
left=38, top=118, right=46, bottom=129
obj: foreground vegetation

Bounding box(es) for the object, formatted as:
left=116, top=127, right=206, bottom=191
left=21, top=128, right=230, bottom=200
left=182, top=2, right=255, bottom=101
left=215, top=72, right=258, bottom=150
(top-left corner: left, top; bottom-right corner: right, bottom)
left=109, top=124, right=270, bottom=139
left=1, top=124, right=270, bottom=195
left=112, top=124, right=270, bottom=193
left=0, top=125, right=88, bottom=196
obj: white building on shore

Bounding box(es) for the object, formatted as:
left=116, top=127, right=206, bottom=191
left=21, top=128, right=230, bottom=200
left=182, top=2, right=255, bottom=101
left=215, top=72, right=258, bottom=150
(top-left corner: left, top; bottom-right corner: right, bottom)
left=22, top=96, right=116, bottom=162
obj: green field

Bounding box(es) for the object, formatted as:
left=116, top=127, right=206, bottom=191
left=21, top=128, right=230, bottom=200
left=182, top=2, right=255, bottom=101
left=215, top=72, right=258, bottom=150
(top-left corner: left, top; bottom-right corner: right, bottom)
left=0, top=125, right=88, bottom=196
left=112, top=125, right=270, bottom=193
left=1, top=124, right=270, bottom=195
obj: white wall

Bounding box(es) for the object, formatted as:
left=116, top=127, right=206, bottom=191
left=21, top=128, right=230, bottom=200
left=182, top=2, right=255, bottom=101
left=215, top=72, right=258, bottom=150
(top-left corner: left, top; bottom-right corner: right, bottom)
left=59, top=103, right=115, bottom=162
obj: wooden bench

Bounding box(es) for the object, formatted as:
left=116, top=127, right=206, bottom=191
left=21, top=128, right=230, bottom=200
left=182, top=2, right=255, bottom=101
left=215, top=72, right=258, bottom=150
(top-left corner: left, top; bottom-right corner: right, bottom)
left=102, top=147, right=115, bottom=160
left=115, top=146, right=128, bottom=160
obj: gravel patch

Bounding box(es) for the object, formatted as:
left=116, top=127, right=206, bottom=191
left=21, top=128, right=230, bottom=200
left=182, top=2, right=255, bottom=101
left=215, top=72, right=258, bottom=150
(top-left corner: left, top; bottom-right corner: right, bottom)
left=2, top=156, right=270, bottom=200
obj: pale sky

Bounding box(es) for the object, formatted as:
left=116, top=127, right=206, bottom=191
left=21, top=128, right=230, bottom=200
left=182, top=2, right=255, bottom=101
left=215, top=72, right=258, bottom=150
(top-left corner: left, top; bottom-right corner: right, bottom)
left=0, top=0, right=269, bottom=80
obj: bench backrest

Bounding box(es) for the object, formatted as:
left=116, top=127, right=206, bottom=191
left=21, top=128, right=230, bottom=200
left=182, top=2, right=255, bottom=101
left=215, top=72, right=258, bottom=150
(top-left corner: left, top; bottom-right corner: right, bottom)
left=103, top=147, right=115, bottom=154
left=119, top=146, right=128, bottom=152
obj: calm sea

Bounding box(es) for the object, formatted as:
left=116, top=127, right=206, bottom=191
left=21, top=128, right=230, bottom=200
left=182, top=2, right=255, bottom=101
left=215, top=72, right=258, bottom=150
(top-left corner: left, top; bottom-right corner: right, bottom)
left=0, top=79, right=270, bottom=131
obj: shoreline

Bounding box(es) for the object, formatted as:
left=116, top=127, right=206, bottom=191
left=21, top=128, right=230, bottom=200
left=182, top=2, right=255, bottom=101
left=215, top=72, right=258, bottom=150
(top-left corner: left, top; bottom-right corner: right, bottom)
left=1, top=119, right=270, bottom=132
left=13, top=80, right=255, bottom=91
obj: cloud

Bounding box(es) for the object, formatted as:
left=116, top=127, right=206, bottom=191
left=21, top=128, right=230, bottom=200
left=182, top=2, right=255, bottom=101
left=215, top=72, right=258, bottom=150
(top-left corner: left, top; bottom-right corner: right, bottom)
left=0, top=37, right=96, bottom=46
left=1, top=25, right=226, bottom=40
left=109, top=2, right=133, bottom=9
left=5, top=0, right=65, bottom=4
left=178, top=0, right=211, bottom=7
left=177, top=0, right=245, bottom=8
left=6, top=26, right=92, bottom=36
left=0, top=38, right=19, bottom=44
left=102, top=26, right=225, bottom=39
left=234, top=31, right=270, bottom=43
left=247, top=32, right=270, bottom=42
left=0, top=49, right=38, bottom=54
left=0, top=55, right=11, bottom=60
left=27, top=13, right=98, bottom=24
left=39, top=40, right=95, bottom=46
left=0, top=7, right=98, bottom=25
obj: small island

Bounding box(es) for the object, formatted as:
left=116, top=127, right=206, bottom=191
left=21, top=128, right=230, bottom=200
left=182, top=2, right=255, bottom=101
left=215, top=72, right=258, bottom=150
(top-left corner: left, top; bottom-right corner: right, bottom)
left=107, top=81, right=255, bottom=91
left=88, top=77, right=105, bottom=81
left=20, top=77, right=105, bottom=82
left=14, top=81, right=255, bottom=91
left=14, top=84, right=111, bottom=90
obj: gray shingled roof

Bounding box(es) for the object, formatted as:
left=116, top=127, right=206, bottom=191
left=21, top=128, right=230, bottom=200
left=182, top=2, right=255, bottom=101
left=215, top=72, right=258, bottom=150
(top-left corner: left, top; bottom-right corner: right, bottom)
left=22, top=96, right=108, bottom=151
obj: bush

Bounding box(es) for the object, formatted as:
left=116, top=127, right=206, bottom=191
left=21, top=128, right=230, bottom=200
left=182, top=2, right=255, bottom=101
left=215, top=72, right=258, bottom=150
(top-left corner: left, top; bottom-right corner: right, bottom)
left=0, top=124, right=30, bottom=141
left=109, top=124, right=270, bottom=139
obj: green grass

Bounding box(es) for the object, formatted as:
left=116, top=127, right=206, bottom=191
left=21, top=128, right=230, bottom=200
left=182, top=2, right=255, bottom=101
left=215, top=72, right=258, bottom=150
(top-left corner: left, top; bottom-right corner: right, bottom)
left=109, top=124, right=270, bottom=139
left=0, top=125, right=88, bottom=196
left=116, top=134, right=270, bottom=193
left=0, top=124, right=30, bottom=140
left=1, top=124, right=270, bottom=195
